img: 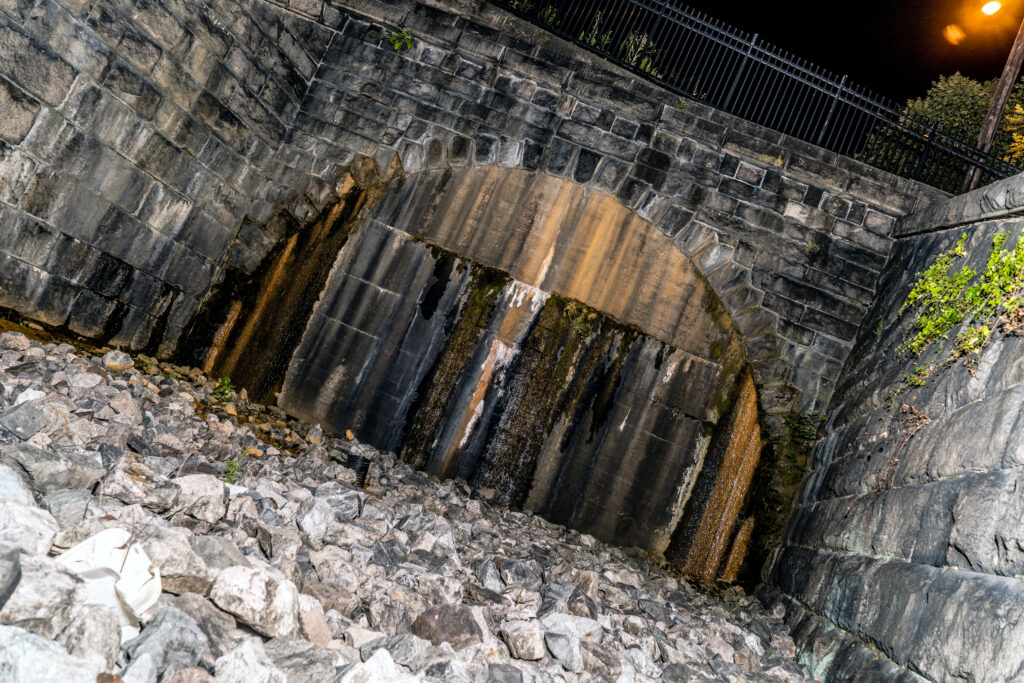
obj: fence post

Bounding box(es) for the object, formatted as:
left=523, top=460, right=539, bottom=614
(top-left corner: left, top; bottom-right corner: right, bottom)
left=816, top=74, right=848, bottom=147
left=913, top=121, right=939, bottom=181
left=722, top=33, right=757, bottom=113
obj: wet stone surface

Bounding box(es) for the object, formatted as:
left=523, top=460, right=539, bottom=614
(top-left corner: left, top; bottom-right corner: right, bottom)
left=0, top=330, right=810, bottom=682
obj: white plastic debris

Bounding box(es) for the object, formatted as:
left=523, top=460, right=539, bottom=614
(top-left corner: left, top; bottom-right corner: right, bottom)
left=57, top=528, right=161, bottom=643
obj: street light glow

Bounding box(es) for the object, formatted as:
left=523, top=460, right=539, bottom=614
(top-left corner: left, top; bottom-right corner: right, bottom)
left=983, top=2, right=1002, bottom=15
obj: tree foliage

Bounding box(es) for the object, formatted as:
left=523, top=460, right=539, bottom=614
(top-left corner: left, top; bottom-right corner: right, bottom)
left=901, top=72, right=1024, bottom=160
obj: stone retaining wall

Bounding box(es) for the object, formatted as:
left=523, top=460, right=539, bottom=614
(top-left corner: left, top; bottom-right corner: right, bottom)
left=769, top=171, right=1024, bottom=681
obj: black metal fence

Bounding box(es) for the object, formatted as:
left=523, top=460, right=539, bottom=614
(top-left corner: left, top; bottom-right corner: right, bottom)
left=495, top=0, right=1022, bottom=194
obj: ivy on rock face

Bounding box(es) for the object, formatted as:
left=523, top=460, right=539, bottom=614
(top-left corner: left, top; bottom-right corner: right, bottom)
left=900, top=231, right=1024, bottom=364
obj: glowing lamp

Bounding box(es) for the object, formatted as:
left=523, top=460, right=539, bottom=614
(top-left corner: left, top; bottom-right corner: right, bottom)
left=982, top=2, right=1003, bottom=15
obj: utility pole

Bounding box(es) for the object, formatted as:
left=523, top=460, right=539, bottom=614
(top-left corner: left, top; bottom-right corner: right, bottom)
left=965, top=14, right=1024, bottom=192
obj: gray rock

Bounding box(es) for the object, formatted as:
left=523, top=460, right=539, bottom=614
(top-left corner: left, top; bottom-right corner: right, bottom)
left=486, top=662, right=525, bottom=683
left=214, top=637, right=287, bottom=683
left=411, top=604, right=484, bottom=650
left=60, top=603, right=121, bottom=670
left=0, top=550, right=21, bottom=611
left=210, top=565, right=300, bottom=638
left=0, top=463, right=33, bottom=505
left=0, top=554, right=82, bottom=640
left=295, top=496, right=334, bottom=549
left=500, top=620, right=545, bottom=661
left=360, top=633, right=432, bottom=670
left=315, top=481, right=363, bottom=520
left=162, top=667, right=217, bottom=683
left=103, top=455, right=180, bottom=512
left=545, top=630, right=583, bottom=673
left=263, top=635, right=342, bottom=682
left=499, top=559, right=543, bottom=591
left=173, top=474, right=226, bottom=523
left=0, top=625, right=101, bottom=682
left=103, top=349, right=134, bottom=373
left=338, top=648, right=417, bottom=682
left=0, top=499, right=58, bottom=554
left=474, top=557, right=503, bottom=592
left=136, top=526, right=214, bottom=595
left=121, top=651, right=158, bottom=683
left=539, top=612, right=603, bottom=643
left=0, top=443, right=104, bottom=493
left=187, top=534, right=249, bottom=571
left=163, top=592, right=242, bottom=666
left=121, top=606, right=207, bottom=676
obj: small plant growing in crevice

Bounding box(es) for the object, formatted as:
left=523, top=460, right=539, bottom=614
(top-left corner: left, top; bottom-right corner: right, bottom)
left=385, top=28, right=415, bottom=51
left=222, top=451, right=247, bottom=484
left=904, top=365, right=931, bottom=387
left=213, top=376, right=236, bottom=402
left=900, top=231, right=1024, bottom=364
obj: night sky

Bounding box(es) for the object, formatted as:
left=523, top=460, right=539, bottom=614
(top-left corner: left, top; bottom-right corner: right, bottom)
left=683, top=0, right=1024, bottom=102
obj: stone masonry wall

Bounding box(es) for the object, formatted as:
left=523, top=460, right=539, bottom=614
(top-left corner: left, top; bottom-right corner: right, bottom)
left=765, top=172, right=1024, bottom=681
left=0, top=0, right=337, bottom=351
left=0, top=0, right=944, bottom=429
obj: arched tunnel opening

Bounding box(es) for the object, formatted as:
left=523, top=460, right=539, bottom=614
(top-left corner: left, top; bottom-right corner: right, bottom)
left=177, top=158, right=804, bottom=585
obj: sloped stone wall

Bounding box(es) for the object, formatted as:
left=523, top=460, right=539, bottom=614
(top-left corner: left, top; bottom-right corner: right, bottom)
left=766, top=172, right=1024, bottom=681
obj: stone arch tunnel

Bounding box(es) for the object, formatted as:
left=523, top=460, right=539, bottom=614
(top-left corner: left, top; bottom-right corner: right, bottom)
left=4, top=0, right=1024, bottom=677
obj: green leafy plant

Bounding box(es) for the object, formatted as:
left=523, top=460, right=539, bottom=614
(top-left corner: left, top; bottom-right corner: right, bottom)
left=900, top=231, right=1024, bottom=364
left=213, top=376, right=236, bottom=402
left=508, top=0, right=533, bottom=11
left=222, top=452, right=246, bottom=484
left=580, top=12, right=612, bottom=51
left=538, top=4, right=557, bottom=25
left=904, top=365, right=932, bottom=387
left=385, top=28, right=415, bottom=51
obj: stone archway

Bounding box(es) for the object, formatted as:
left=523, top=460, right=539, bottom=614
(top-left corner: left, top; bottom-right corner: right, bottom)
left=187, top=163, right=770, bottom=579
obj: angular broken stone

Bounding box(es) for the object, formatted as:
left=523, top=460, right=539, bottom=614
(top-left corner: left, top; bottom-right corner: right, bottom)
left=500, top=619, right=546, bottom=660
left=263, top=635, right=344, bottom=682
left=210, top=565, right=299, bottom=638
left=410, top=604, right=483, bottom=650
left=0, top=554, right=83, bottom=640
left=136, top=526, right=214, bottom=595
left=0, top=550, right=21, bottom=611
left=60, top=603, right=121, bottom=671
left=121, top=606, right=207, bottom=677
left=499, top=559, right=543, bottom=591
left=0, top=498, right=58, bottom=555
left=0, top=443, right=104, bottom=493
left=0, top=625, right=101, bottom=682
left=173, top=474, right=227, bottom=523
left=214, top=637, right=287, bottom=683
left=103, top=350, right=134, bottom=373
left=545, top=630, right=583, bottom=673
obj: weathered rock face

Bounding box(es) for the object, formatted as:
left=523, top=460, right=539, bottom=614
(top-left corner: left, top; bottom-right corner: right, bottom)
left=767, top=174, right=1024, bottom=680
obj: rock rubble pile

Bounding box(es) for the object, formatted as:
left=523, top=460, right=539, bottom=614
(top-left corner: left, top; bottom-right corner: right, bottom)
left=0, top=330, right=811, bottom=682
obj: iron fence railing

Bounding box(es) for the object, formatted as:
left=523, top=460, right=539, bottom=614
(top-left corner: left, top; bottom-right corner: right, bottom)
left=494, top=0, right=1023, bottom=194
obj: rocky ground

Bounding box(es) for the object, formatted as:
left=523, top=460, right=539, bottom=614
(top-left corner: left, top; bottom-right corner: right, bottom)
left=0, top=328, right=812, bottom=682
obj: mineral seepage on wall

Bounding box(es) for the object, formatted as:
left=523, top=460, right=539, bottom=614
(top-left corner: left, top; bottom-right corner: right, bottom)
left=196, top=165, right=770, bottom=573
left=277, top=167, right=755, bottom=562
left=765, top=174, right=1024, bottom=680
